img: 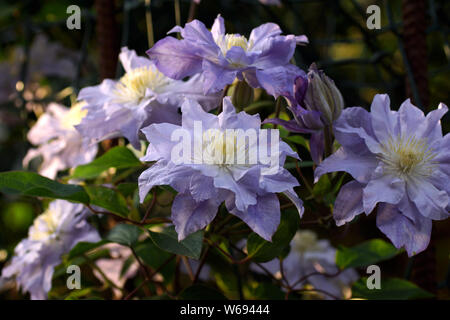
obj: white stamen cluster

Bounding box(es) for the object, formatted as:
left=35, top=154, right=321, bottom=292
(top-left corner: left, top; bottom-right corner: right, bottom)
left=379, top=135, right=436, bottom=181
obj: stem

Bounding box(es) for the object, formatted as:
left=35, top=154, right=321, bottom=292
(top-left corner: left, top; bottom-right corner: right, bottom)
left=187, top=0, right=198, bottom=22
left=323, top=125, right=333, bottom=158
left=123, top=254, right=176, bottom=300
left=140, top=189, right=157, bottom=223
left=181, top=256, right=195, bottom=281
left=174, top=0, right=181, bottom=39
left=295, top=160, right=314, bottom=195
left=145, top=0, right=154, bottom=47
left=290, top=269, right=343, bottom=290
left=193, top=246, right=210, bottom=284
left=273, top=97, right=283, bottom=129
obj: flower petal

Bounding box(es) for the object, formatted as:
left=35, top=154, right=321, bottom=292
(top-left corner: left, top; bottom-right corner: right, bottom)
left=362, top=165, right=405, bottom=213
left=227, top=193, right=280, bottom=241
left=376, top=203, right=431, bottom=257
left=407, top=178, right=449, bottom=220
left=315, top=147, right=378, bottom=184
left=333, top=180, right=365, bottom=226
left=201, top=59, right=237, bottom=94
left=370, top=94, right=399, bottom=143
left=172, top=193, right=220, bottom=240
left=147, top=37, right=203, bottom=80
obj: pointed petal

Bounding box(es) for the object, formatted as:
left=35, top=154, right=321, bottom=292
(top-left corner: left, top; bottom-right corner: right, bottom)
left=362, top=165, right=405, bottom=213
left=376, top=203, right=431, bottom=256
left=333, top=180, right=365, bottom=226
left=172, top=193, right=220, bottom=240
left=227, top=193, right=280, bottom=241
left=314, top=147, right=378, bottom=184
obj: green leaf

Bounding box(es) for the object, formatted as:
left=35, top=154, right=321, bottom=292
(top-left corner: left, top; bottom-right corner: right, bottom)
left=68, top=240, right=109, bottom=260
left=0, top=171, right=89, bottom=203
left=84, top=186, right=129, bottom=217
left=247, top=210, right=299, bottom=262
left=72, top=147, right=141, bottom=179
left=336, top=239, right=401, bottom=269
left=178, top=285, right=227, bottom=300
left=352, top=277, right=434, bottom=300
left=134, top=240, right=176, bottom=284
left=107, top=224, right=141, bottom=247
left=116, top=182, right=138, bottom=198
left=147, top=226, right=203, bottom=259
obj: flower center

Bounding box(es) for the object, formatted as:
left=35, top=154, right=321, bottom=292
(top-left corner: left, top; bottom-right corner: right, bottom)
left=216, top=34, right=249, bottom=56
left=61, top=103, right=88, bottom=130
left=380, top=135, right=437, bottom=179
left=29, top=210, right=59, bottom=241
left=114, top=66, right=170, bottom=104
left=292, top=230, right=321, bottom=253
left=202, top=130, right=239, bottom=166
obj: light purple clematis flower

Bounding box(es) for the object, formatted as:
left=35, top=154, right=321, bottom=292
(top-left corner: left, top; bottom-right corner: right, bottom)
left=76, top=47, right=220, bottom=149
left=147, top=15, right=308, bottom=97
left=23, top=102, right=98, bottom=179
left=315, top=94, right=449, bottom=256
left=251, top=230, right=358, bottom=299
left=138, top=97, right=304, bottom=241
left=265, top=64, right=344, bottom=164
left=0, top=200, right=100, bottom=300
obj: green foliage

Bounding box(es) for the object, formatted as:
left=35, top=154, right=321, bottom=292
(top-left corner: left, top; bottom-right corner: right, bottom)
left=72, top=147, right=142, bottom=180
left=352, top=278, right=434, bottom=300
left=106, top=224, right=141, bottom=247
left=147, top=226, right=203, bottom=259
left=0, top=171, right=89, bottom=203
left=68, top=240, right=109, bottom=260
left=246, top=210, right=299, bottom=262
left=84, top=186, right=129, bottom=217
left=336, top=239, right=401, bottom=269
left=134, top=240, right=176, bottom=284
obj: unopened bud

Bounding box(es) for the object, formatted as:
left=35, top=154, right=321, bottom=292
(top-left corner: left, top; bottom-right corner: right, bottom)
left=303, top=63, right=344, bottom=125
left=231, top=80, right=254, bottom=110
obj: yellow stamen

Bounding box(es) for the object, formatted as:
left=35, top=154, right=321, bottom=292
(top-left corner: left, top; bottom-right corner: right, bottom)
left=61, top=102, right=88, bottom=129
left=114, top=66, right=170, bottom=104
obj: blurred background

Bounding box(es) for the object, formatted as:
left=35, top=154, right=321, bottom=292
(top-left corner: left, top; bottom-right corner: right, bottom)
left=0, top=0, right=449, bottom=299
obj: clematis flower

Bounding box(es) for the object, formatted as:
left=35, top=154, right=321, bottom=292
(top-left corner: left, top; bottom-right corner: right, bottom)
left=76, top=47, right=220, bottom=149
left=147, top=15, right=308, bottom=96
left=0, top=200, right=100, bottom=300
left=23, top=102, right=98, bottom=179
left=138, top=97, right=304, bottom=241
left=264, top=64, right=344, bottom=163
left=315, top=94, right=449, bottom=256
left=251, top=230, right=359, bottom=299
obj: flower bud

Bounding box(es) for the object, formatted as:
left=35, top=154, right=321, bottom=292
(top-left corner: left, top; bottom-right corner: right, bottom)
left=231, top=80, right=254, bottom=110
left=301, top=63, right=344, bottom=125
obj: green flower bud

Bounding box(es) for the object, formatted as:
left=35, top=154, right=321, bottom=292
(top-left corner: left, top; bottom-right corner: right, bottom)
left=230, top=80, right=254, bottom=110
